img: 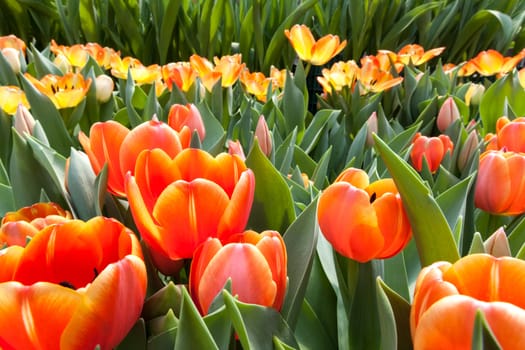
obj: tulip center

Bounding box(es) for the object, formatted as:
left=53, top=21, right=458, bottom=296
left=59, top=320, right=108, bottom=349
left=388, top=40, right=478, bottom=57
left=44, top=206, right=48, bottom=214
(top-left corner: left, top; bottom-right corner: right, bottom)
left=370, top=192, right=377, bottom=203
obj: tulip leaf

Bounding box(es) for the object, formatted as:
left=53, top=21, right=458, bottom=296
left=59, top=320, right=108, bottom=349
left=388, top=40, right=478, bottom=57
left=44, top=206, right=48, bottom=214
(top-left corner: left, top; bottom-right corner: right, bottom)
left=294, top=300, right=336, bottom=350
left=246, top=139, right=296, bottom=233
left=373, top=134, right=460, bottom=266
left=281, top=196, right=319, bottom=329
left=147, top=329, right=177, bottom=350
left=30, top=43, right=63, bottom=77
left=0, top=184, right=15, bottom=217
left=375, top=278, right=397, bottom=350
left=196, top=101, right=227, bottom=155
left=115, top=318, right=147, bottom=350
left=0, top=50, right=19, bottom=86
left=299, top=110, right=339, bottom=154
left=471, top=310, right=502, bottom=350
left=174, top=287, right=219, bottom=350
left=203, top=307, right=233, bottom=350
left=383, top=252, right=410, bottom=301
left=508, top=216, right=525, bottom=256
left=143, top=282, right=184, bottom=320
left=124, top=72, right=143, bottom=128
left=222, top=290, right=299, bottom=350
left=148, top=309, right=179, bottom=337
left=281, top=70, right=305, bottom=138
left=377, top=277, right=413, bottom=350
left=67, top=149, right=98, bottom=220
left=468, top=232, right=486, bottom=255
left=0, top=112, right=11, bottom=166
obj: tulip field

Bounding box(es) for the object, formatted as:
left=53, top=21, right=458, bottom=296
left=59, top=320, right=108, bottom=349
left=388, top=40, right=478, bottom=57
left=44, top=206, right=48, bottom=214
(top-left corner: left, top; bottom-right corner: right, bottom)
left=2, top=0, right=525, bottom=349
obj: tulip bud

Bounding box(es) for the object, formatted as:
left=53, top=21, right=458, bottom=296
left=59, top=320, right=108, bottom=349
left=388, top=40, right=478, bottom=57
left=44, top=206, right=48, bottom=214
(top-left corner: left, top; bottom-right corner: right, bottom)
left=167, top=103, right=206, bottom=142
left=465, top=83, right=485, bottom=106
left=255, top=115, right=272, bottom=156
left=1, top=47, right=21, bottom=74
left=365, top=112, right=378, bottom=147
left=457, top=130, right=479, bottom=172
left=410, top=133, right=454, bottom=173
left=13, top=103, right=35, bottom=135
left=53, top=53, right=71, bottom=73
left=95, top=74, right=114, bottom=103
left=437, top=97, right=460, bottom=132
left=228, top=140, right=246, bottom=160
left=483, top=227, right=511, bottom=257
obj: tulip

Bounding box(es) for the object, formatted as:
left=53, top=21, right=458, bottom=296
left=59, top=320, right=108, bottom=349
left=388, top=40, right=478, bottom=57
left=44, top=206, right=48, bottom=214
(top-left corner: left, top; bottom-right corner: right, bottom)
left=161, top=61, right=197, bottom=92
left=85, top=42, right=118, bottom=70
left=0, top=216, right=147, bottom=349
left=95, top=74, right=114, bottom=103
left=227, top=140, right=246, bottom=160
left=358, top=55, right=404, bottom=94
left=240, top=70, right=272, bottom=102
left=411, top=254, right=525, bottom=349
left=167, top=103, right=206, bottom=144
left=469, top=49, right=525, bottom=77
left=474, top=150, right=525, bottom=215
left=125, top=148, right=255, bottom=266
left=110, top=56, right=161, bottom=85
left=410, top=133, right=454, bottom=173
left=317, top=168, right=412, bottom=262
left=317, top=60, right=359, bottom=94
left=78, top=118, right=185, bottom=197
left=284, top=24, right=347, bottom=66
left=189, top=230, right=287, bottom=315
left=437, top=97, right=460, bottom=133
left=13, top=104, right=36, bottom=136
left=1, top=47, right=21, bottom=74
left=0, top=86, right=30, bottom=115
left=24, top=72, right=92, bottom=109
left=365, top=111, right=378, bottom=147
left=464, top=83, right=485, bottom=106
left=0, top=202, right=72, bottom=247
left=483, top=227, right=511, bottom=257
left=396, top=44, right=445, bottom=66
left=255, top=115, right=272, bottom=156
left=0, top=34, right=26, bottom=53
left=484, top=116, right=525, bottom=153
left=457, top=130, right=479, bottom=172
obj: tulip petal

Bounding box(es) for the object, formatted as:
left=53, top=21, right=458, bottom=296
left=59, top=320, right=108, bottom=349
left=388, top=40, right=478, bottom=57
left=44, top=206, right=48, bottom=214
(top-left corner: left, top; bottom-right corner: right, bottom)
left=0, top=246, right=24, bottom=282
left=284, top=24, right=315, bottom=62
left=255, top=231, right=287, bottom=309
left=373, top=193, right=411, bottom=258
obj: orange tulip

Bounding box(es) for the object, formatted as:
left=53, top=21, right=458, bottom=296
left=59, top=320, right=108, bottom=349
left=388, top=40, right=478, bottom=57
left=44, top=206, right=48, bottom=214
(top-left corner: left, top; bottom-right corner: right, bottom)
left=189, top=54, right=244, bottom=90
left=396, top=44, right=445, bottom=66
left=189, top=230, right=287, bottom=315
left=161, top=61, right=197, bottom=92
left=317, top=168, right=412, bottom=262
left=240, top=70, right=272, bottom=102
left=167, top=103, right=206, bottom=145
left=317, top=60, right=359, bottom=94
left=468, top=49, right=525, bottom=77
left=78, top=118, right=185, bottom=197
left=358, top=55, right=404, bottom=94
left=284, top=24, right=347, bottom=66
left=125, top=148, right=255, bottom=266
left=50, top=40, right=90, bottom=69
left=474, top=150, right=525, bottom=215
left=85, top=42, right=119, bottom=70
left=411, top=254, right=525, bottom=349
left=110, top=56, right=161, bottom=85
left=0, top=216, right=147, bottom=349
left=0, top=34, right=26, bottom=53
left=24, top=72, right=92, bottom=109
left=484, top=116, right=525, bottom=153
left=0, top=85, right=30, bottom=115
left=410, top=133, right=454, bottom=173
left=1, top=202, right=72, bottom=247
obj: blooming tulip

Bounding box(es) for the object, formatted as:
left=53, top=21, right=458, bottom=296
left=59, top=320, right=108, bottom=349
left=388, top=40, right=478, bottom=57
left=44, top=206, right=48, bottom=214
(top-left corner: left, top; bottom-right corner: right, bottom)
left=0, top=34, right=26, bottom=53
left=24, top=72, right=92, bottom=109
left=125, top=148, right=255, bottom=267
left=284, top=24, right=347, bottom=66
left=0, top=202, right=72, bottom=247
left=0, top=86, right=30, bottom=115
left=396, top=44, right=445, bottom=66
left=484, top=116, right=525, bottom=153
left=0, top=216, right=147, bottom=349
left=410, top=133, right=454, bottom=173
left=468, top=49, right=525, bottom=77
left=474, top=150, right=525, bottom=215
left=317, top=168, right=412, bottom=262
left=189, top=230, right=287, bottom=315
left=161, top=61, right=197, bottom=92
left=78, top=118, right=186, bottom=197
left=411, top=254, right=525, bottom=349
left=167, top=103, right=206, bottom=144
left=110, top=56, right=161, bottom=85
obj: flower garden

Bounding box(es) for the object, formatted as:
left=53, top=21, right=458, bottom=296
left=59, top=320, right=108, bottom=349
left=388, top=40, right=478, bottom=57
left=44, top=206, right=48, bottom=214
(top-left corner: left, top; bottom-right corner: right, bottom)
left=1, top=0, right=525, bottom=349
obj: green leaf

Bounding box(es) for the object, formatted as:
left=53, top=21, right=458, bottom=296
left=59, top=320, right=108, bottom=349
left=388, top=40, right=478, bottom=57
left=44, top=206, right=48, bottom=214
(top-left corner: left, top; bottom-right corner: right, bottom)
left=299, top=109, right=339, bottom=154
left=294, top=300, right=336, bottom=349
left=281, top=70, right=305, bottom=137
left=246, top=139, right=296, bottom=233
left=67, top=148, right=98, bottom=220
left=174, top=287, right=219, bottom=350
left=143, top=282, right=184, bottom=320
left=281, top=197, right=319, bottom=328
left=148, top=309, right=179, bottom=337
left=373, top=134, right=460, bottom=266
left=203, top=307, right=233, bottom=350
left=471, top=310, right=502, bottom=350
left=116, top=318, right=147, bottom=350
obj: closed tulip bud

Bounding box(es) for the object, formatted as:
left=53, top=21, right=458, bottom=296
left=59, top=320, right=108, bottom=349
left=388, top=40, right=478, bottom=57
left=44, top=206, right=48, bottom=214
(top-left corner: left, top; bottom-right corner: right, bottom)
left=53, top=53, right=72, bottom=73
left=437, top=97, right=460, bottom=132
left=95, top=74, right=114, bottom=103
left=457, top=130, right=479, bottom=172
left=483, top=227, right=511, bottom=257
left=474, top=150, right=525, bottom=215
left=228, top=140, right=246, bottom=160
left=365, top=112, right=378, bottom=147
left=168, top=103, right=206, bottom=143
left=189, top=230, right=287, bottom=315
left=317, top=168, right=412, bottom=262
left=465, top=83, right=485, bottom=106
left=410, top=133, right=454, bottom=173
left=411, top=254, right=525, bottom=349
left=255, top=115, right=272, bottom=156
left=13, top=103, right=35, bottom=135
left=1, top=47, right=21, bottom=74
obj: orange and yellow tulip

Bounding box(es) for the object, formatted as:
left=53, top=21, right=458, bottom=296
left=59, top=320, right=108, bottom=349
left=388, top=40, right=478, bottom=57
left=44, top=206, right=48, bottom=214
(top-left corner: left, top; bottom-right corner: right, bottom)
left=0, top=216, right=147, bottom=349
left=468, top=49, right=525, bottom=77
left=161, top=62, right=197, bottom=92
left=50, top=40, right=90, bottom=69
left=411, top=254, right=525, bottom=349
left=358, top=55, right=404, bottom=94
left=110, top=56, right=161, bottom=85
left=284, top=24, right=347, bottom=66
left=240, top=70, right=272, bottom=102
left=0, top=34, right=26, bottom=53
left=317, top=168, right=412, bottom=262
left=189, top=54, right=244, bottom=91
left=396, top=44, right=445, bottom=66
left=167, top=103, right=206, bottom=145
left=78, top=118, right=186, bottom=197
left=189, top=230, right=287, bottom=315
left=317, top=60, right=359, bottom=94
left=0, top=85, right=30, bottom=115
left=410, top=133, right=454, bottom=173
left=24, top=72, right=92, bottom=109
left=484, top=116, right=525, bottom=153
left=125, top=148, right=255, bottom=267
left=0, top=202, right=72, bottom=247
left=474, top=150, right=525, bottom=215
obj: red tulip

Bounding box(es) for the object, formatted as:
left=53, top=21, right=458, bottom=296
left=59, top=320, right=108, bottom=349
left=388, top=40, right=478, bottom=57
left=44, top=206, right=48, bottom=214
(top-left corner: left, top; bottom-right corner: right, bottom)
left=474, top=150, right=525, bottom=215
left=78, top=118, right=186, bottom=197
left=410, top=133, right=454, bottom=173
left=411, top=254, right=525, bottom=349
left=0, top=216, right=147, bottom=350
left=125, top=148, right=255, bottom=267
left=167, top=103, right=206, bottom=146
left=317, top=168, right=412, bottom=262
left=0, top=202, right=72, bottom=247
left=189, top=230, right=287, bottom=315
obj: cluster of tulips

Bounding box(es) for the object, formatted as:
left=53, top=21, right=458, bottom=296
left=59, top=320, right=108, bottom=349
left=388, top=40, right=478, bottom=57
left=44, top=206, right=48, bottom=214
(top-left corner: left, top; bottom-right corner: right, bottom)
left=1, top=23, right=525, bottom=349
